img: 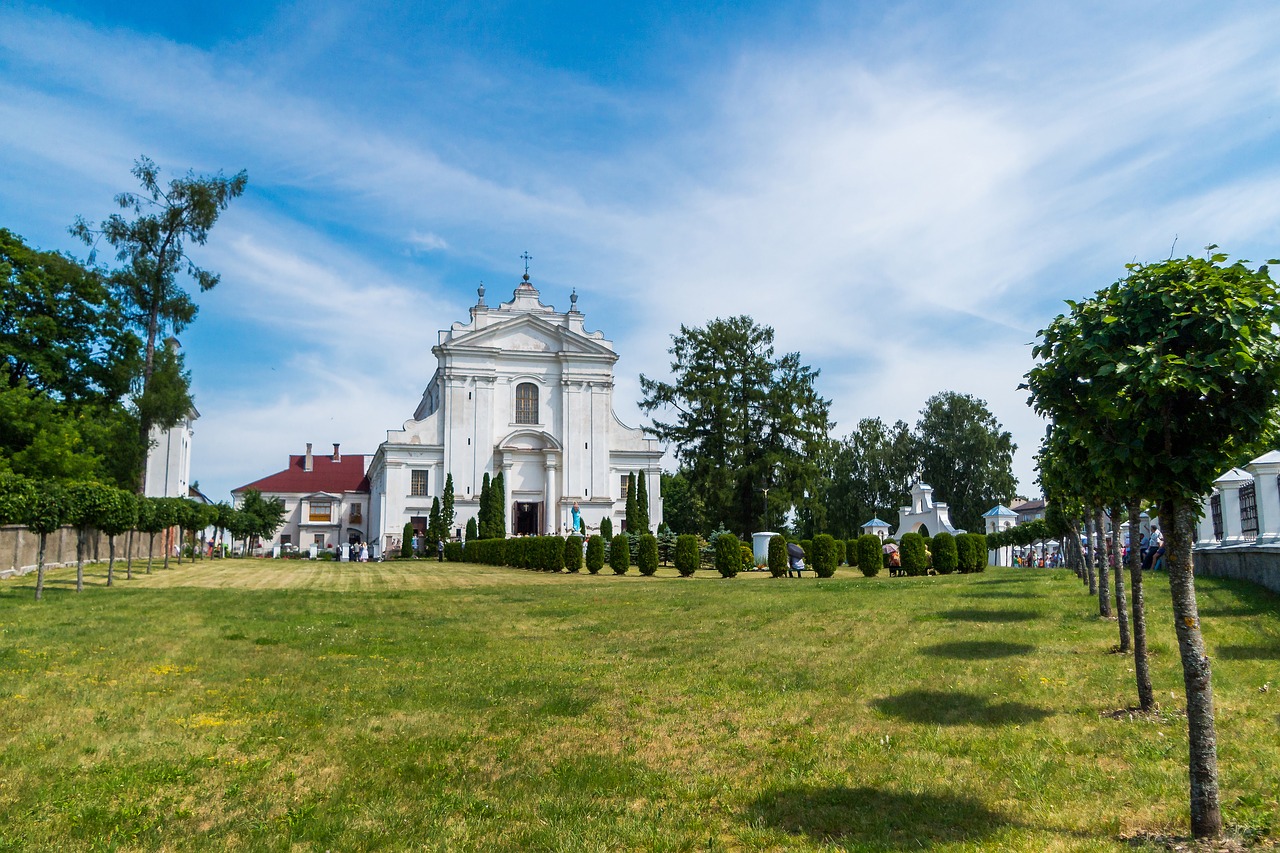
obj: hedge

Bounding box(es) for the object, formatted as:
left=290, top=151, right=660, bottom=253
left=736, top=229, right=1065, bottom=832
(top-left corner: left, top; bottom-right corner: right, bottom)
left=564, top=535, right=583, bottom=573
left=857, top=534, right=882, bottom=578
left=715, top=533, right=740, bottom=578
left=586, top=535, right=606, bottom=574
left=812, top=533, right=837, bottom=578
left=767, top=535, right=787, bottom=578
left=637, top=533, right=659, bottom=576
left=674, top=534, right=699, bottom=577
left=932, top=531, right=958, bottom=574
left=899, top=532, right=927, bottom=577
left=443, top=541, right=464, bottom=562
left=609, top=534, right=630, bottom=575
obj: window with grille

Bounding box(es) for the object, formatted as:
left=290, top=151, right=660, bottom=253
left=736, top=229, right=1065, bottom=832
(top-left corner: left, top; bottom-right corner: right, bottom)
left=620, top=474, right=632, bottom=499
left=1240, top=482, right=1258, bottom=539
left=515, top=382, right=538, bottom=424
left=410, top=470, right=428, bottom=496
left=309, top=501, right=331, bottom=522
left=1210, top=494, right=1223, bottom=540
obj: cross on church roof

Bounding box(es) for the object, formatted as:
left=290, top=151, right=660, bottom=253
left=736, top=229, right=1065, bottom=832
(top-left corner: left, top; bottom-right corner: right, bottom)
left=521, top=251, right=532, bottom=276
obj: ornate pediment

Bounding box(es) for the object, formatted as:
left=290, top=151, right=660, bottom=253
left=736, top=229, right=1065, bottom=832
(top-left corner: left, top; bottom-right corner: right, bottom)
left=446, top=313, right=615, bottom=357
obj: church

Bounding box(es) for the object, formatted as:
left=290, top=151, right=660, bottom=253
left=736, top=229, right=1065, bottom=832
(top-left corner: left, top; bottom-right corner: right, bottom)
left=363, top=268, right=663, bottom=552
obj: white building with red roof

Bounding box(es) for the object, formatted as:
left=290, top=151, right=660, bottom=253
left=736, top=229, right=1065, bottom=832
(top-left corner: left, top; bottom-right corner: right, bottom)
left=366, top=270, right=663, bottom=553
left=232, top=443, right=371, bottom=552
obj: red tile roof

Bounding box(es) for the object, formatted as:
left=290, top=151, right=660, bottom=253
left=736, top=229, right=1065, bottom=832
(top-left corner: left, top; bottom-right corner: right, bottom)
left=233, top=453, right=370, bottom=495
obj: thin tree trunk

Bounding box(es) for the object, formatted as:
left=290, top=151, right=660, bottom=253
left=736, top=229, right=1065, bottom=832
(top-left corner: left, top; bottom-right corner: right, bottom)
left=1128, top=502, right=1153, bottom=711
left=1111, top=503, right=1130, bottom=651
left=76, top=526, right=85, bottom=593
left=107, top=535, right=115, bottom=587
left=1162, top=497, right=1222, bottom=838
left=1084, top=517, right=1097, bottom=595
left=177, top=526, right=184, bottom=564
left=126, top=528, right=134, bottom=579
left=147, top=532, right=155, bottom=573
left=163, top=528, right=171, bottom=570
left=1095, top=510, right=1111, bottom=617
left=35, top=533, right=46, bottom=601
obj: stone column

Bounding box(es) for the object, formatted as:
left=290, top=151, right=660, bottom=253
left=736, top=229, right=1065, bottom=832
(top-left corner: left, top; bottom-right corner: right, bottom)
left=1196, top=494, right=1217, bottom=545
left=545, top=451, right=559, bottom=534
left=1213, top=468, right=1253, bottom=545
left=502, top=457, right=514, bottom=536
left=1245, top=450, right=1280, bottom=544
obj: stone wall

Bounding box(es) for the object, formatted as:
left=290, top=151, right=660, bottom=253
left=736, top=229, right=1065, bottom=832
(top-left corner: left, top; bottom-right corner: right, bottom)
left=1193, top=545, right=1280, bottom=595
left=0, top=525, right=172, bottom=579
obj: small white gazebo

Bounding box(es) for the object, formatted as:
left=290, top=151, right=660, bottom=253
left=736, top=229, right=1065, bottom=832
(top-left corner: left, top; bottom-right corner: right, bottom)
left=861, top=518, right=892, bottom=541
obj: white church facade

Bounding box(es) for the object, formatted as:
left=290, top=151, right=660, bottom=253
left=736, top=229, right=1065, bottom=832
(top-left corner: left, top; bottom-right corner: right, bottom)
left=366, top=271, right=663, bottom=552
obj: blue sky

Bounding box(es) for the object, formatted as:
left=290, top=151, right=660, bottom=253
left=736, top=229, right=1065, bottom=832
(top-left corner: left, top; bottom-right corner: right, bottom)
left=2, top=1, right=1279, bottom=503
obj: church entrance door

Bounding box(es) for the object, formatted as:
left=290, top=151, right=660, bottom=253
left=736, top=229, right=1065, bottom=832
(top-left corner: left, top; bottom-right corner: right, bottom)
left=515, top=501, right=541, bottom=535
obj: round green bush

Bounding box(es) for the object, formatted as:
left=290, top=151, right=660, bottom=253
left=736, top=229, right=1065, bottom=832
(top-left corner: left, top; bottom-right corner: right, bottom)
left=767, top=535, right=787, bottom=578
left=674, top=534, right=699, bottom=577
left=609, top=534, right=630, bottom=575
left=846, top=539, right=860, bottom=569
left=564, top=535, right=583, bottom=573
left=586, top=535, right=605, bottom=574
left=857, top=534, right=882, bottom=577
left=900, top=532, right=927, bottom=577
left=637, top=533, right=658, bottom=576
left=739, top=544, right=754, bottom=571
left=714, top=533, right=740, bottom=578
left=932, top=531, right=958, bottom=574
left=812, top=534, right=838, bottom=577
left=543, top=535, right=565, bottom=572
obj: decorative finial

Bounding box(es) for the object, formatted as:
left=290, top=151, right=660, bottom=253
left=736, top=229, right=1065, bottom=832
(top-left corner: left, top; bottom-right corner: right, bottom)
left=521, top=251, right=532, bottom=282
left=477, top=281, right=486, bottom=305
left=569, top=288, right=579, bottom=311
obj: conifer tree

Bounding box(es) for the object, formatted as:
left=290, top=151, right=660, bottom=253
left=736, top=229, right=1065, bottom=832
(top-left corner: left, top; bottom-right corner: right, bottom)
left=601, top=516, right=613, bottom=540
left=492, top=472, right=506, bottom=538
left=442, top=473, right=456, bottom=540
left=637, top=471, right=651, bottom=534
left=428, top=497, right=443, bottom=544
left=625, top=473, right=638, bottom=532
left=478, top=473, right=492, bottom=538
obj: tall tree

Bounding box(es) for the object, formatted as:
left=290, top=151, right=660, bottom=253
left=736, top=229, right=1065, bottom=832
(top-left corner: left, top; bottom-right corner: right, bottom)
left=478, top=473, right=492, bottom=538
left=442, top=473, right=456, bottom=539
left=72, top=156, right=247, bottom=490
left=492, top=472, right=506, bottom=538
left=1027, top=249, right=1280, bottom=839
left=625, top=472, right=638, bottom=532
left=636, top=470, right=651, bottom=534
left=822, top=418, right=916, bottom=538
left=659, top=470, right=704, bottom=535
left=914, top=392, right=1017, bottom=534
left=640, top=316, right=831, bottom=538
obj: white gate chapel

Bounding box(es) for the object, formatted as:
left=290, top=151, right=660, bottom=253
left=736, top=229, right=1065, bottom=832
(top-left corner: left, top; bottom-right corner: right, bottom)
left=367, top=271, right=663, bottom=552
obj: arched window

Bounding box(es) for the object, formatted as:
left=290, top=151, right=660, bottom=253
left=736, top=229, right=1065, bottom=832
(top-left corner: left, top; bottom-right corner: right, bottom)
left=515, top=382, right=539, bottom=424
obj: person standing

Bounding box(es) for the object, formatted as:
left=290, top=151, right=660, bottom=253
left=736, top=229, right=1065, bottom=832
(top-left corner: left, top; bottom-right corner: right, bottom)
left=436, top=538, right=444, bottom=562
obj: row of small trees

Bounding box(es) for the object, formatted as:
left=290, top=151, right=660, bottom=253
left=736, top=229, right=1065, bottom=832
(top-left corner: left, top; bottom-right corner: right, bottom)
left=0, top=474, right=284, bottom=600
left=459, top=532, right=662, bottom=576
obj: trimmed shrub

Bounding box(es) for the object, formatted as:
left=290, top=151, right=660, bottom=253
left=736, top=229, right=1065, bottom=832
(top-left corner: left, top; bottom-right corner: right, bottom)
left=586, top=535, right=606, bottom=574
left=465, top=516, right=477, bottom=542
left=800, top=539, right=813, bottom=560
left=502, top=537, right=523, bottom=568
left=812, top=534, right=838, bottom=578
left=767, top=535, right=787, bottom=578
left=543, top=536, right=565, bottom=572
left=443, top=541, right=464, bottom=562
left=600, top=516, right=613, bottom=541
left=740, top=544, right=754, bottom=571
left=610, top=534, right=630, bottom=575
left=846, top=539, right=860, bottom=569
left=932, top=531, right=958, bottom=574
left=958, top=533, right=987, bottom=573
left=401, top=522, right=414, bottom=558
left=900, top=532, right=927, bottom=577
left=835, top=538, right=847, bottom=566
left=674, top=534, right=699, bottom=577
left=715, top=533, right=740, bottom=578
left=564, top=535, right=583, bottom=573
left=637, top=533, right=658, bottom=576
left=857, top=534, right=882, bottom=578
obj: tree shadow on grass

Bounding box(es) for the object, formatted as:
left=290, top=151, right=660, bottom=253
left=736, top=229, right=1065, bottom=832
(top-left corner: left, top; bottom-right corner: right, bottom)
left=963, top=590, right=1039, bottom=599
left=934, top=608, right=1039, bottom=623
left=747, top=785, right=1010, bottom=848
left=871, top=690, right=1052, bottom=726
left=1214, top=645, right=1280, bottom=661
left=920, top=640, right=1035, bottom=660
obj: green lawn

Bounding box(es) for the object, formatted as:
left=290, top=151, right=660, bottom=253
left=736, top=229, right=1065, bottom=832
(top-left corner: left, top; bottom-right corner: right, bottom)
left=1, top=558, right=1278, bottom=851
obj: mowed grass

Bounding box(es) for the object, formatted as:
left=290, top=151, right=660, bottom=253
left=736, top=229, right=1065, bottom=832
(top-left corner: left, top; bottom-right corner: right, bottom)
left=1, top=559, right=1278, bottom=851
